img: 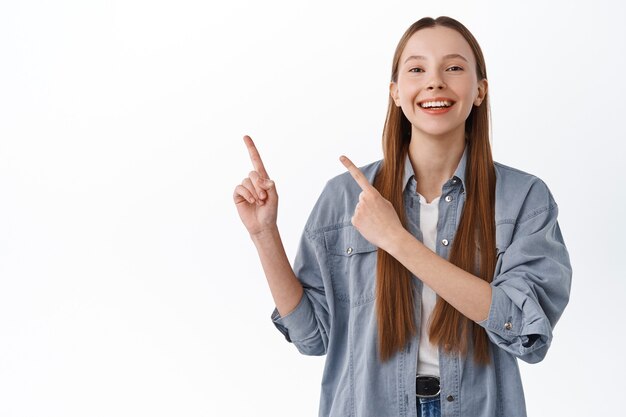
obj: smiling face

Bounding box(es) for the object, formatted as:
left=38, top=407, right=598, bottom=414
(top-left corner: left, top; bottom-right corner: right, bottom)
left=390, top=25, right=488, bottom=142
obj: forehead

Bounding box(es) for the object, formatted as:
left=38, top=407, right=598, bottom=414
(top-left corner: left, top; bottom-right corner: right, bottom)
left=400, top=26, right=475, bottom=65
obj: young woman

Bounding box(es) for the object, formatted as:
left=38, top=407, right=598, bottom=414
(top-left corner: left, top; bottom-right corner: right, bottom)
left=233, top=16, right=572, bottom=417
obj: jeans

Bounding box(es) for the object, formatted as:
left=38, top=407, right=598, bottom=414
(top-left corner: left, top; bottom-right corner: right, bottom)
left=417, top=395, right=441, bottom=417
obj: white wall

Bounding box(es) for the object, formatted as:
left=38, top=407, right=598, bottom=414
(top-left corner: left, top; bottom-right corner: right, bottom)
left=1, top=0, right=624, bottom=415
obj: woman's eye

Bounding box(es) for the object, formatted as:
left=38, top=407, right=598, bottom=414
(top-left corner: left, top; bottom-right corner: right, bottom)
left=447, top=66, right=463, bottom=71
left=409, top=68, right=424, bottom=73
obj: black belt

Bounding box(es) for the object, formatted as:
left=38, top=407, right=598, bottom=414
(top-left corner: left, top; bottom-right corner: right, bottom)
left=416, top=375, right=440, bottom=398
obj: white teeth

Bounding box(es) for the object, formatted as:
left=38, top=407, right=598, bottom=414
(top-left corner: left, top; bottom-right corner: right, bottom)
left=420, top=100, right=453, bottom=108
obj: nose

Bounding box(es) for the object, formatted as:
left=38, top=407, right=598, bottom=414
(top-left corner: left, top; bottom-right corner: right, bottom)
left=426, top=74, right=446, bottom=90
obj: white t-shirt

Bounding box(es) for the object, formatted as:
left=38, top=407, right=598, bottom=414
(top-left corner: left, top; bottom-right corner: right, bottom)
left=415, top=192, right=440, bottom=377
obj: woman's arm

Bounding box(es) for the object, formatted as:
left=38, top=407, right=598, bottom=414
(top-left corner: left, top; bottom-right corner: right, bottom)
left=385, top=231, right=492, bottom=323
left=233, top=135, right=303, bottom=317
left=250, top=226, right=303, bottom=317
left=338, top=154, right=491, bottom=322
left=236, top=136, right=331, bottom=356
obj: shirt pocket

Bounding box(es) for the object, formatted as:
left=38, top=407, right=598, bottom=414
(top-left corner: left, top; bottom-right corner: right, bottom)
left=324, top=225, right=378, bottom=308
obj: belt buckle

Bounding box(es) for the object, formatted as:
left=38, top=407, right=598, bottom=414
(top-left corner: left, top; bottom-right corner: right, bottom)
left=416, top=374, right=440, bottom=398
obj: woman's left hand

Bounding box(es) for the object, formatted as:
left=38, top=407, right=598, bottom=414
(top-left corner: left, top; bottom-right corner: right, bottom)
left=339, top=155, right=406, bottom=251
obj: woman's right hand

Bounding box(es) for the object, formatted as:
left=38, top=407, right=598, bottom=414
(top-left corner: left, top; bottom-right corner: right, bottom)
left=233, top=135, right=279, bottom=237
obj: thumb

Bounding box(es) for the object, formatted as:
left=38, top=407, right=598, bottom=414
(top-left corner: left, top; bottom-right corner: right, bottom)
left=258, top=177, right=274, bottom=188
left=261, top=178, right=276, bottom=193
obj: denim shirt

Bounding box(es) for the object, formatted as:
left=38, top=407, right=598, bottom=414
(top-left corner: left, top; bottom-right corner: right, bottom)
left=271, top=146, right=572, bottom=417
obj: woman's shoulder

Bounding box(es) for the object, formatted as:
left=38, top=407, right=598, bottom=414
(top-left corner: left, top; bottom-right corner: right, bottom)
left=493, top=160, right=559, bottom=224
left=494, top=160, right=543, bottom=182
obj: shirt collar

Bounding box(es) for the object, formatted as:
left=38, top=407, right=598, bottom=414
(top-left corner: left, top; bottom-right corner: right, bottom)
left=402, top=143, right=468, bottom=191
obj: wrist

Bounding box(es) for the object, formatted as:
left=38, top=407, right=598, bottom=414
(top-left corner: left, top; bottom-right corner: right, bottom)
left=384, top=226, right=412, bottom=257
left=250, top=225, right=280, bottom=244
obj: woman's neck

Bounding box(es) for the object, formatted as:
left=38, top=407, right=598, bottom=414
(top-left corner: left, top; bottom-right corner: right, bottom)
left=408, top=129, right=466, bottom=203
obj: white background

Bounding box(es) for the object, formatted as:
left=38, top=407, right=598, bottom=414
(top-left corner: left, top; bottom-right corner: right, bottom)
left=1, top=0, right=625, bottom=416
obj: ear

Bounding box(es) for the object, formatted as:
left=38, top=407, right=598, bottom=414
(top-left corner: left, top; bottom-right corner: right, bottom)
left=474, top=79, right=488, bottom=106
left=389, top=82, right=400, bottom=107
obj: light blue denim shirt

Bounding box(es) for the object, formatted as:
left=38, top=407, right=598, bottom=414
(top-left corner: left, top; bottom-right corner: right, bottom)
left=271, top=146, right=572, bottom=417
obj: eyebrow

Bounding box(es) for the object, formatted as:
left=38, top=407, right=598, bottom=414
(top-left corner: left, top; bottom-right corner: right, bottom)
left=403, top=53, right=469, bottom=64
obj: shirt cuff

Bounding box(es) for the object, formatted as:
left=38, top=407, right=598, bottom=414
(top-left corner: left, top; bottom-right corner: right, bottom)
left=271, top=293, right=319, bottom=343
left=476, top=285, right=551, bottom=353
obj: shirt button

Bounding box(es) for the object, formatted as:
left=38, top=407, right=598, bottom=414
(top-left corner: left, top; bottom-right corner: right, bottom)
left=445, top=195, right=453, bottom=203
left=504, top=321, right=513, bottom=330
left=441, top=239, right=449, bottom=246
left=447, top=395, right=454, bottom=402
left=452, top=178, right=458, bottom=184
left=346, top=247, right=353, bottom=255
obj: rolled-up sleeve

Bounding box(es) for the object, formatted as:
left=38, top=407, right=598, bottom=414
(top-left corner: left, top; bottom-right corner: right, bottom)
left=477, top=185, right=572, bottom=364
left=271, top=222, right=331, bottom=356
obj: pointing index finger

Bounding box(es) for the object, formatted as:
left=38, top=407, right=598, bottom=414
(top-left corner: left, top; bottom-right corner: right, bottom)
left=243, top=135, right=270, bottom=178
left=340, top=155, right=373, bottom=191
